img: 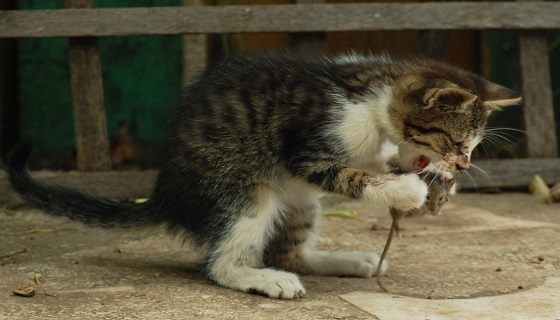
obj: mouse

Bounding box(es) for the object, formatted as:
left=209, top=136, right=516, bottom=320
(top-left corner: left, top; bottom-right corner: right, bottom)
left=376, top=170, right=455, bottom=292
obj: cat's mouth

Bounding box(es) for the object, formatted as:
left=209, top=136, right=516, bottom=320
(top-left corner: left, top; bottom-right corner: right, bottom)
left=412, top=155, right=430, bottom=170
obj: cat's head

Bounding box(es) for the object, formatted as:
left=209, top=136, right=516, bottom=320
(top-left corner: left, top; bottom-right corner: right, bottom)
left=389, top=62, right=522, bottom=172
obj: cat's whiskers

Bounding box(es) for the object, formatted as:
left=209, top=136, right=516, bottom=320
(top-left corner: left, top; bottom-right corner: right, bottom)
left=473, top=126, right=524, bottom=189
left=484, top=127, right=528, bottom=134
left=482, top=133, right=518, bottom=147
left=468, top=163, right=497, bottom=189
left=476, top=139, right=492, bottom=161
left=420, top=161, right=445, bottom=189
left=427, top=171, right=439, bottom=189
left=482, top=127, right=528, bottom=150
left=457, top=168, right=479, bottom=192
left=396, top=137, right=413, bottom=148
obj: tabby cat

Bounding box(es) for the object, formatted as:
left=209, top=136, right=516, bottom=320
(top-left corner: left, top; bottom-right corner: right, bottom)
left=7, top=52, right=521, bottom=299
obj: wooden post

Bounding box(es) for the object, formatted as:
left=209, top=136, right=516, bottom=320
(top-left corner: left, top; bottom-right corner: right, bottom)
left=0, top=0, right=18, bottom=163
left=292, top=0, right=326, bottom=52
left=183, top=0, right=208, bottom=83
left=518, top=0, right=558, bottom=158
left=65, top=0, right=112, bottom=171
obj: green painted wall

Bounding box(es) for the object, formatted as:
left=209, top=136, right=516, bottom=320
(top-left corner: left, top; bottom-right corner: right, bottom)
left=17, top=0, right=183, bottom=168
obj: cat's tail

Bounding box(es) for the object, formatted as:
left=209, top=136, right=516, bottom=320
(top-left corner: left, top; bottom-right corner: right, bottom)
left=6, top=143, right=161, bottom=228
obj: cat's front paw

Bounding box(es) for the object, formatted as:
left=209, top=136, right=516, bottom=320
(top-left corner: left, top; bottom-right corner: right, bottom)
left=211, top=267, right=306, bottom=300
left=386, top=174, right=428, bottom=211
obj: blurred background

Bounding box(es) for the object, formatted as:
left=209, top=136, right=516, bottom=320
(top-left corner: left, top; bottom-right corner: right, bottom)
left=1, top=0, right=559, bottom=170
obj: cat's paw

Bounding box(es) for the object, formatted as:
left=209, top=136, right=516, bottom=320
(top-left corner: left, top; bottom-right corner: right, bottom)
left=211, top=267, right=306, bottom=299
left=386, top=174, right=428, bottom=211
left=302, top=250, right=389, bottom=277
left=249, top=270, right=305, bottom=299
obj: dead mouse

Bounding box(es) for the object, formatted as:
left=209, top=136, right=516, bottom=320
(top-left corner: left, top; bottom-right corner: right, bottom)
left=376, top=171, right=455, bottom=292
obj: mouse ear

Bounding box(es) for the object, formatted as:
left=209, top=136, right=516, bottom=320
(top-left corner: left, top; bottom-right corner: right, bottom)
left=443, top=177, right=455, bottom=191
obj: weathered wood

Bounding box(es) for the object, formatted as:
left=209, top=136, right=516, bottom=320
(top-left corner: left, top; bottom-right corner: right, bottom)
left=66, top=0, right=111, bottom=171
left=517, top=0, right=558, bottom=158
left=182, top=0, right=208, bottom=83
left=0, top=158, right=557, bottom=206
left=291, top=0, right=326, bottom=52
left=519, top=32, right=558, bottom=158
left=2, top=2, right=560, bottom=38
left=456, top=159, right=560, bottom=190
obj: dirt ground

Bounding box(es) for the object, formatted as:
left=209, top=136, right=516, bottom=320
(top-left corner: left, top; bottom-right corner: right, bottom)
left=1, top=174, right=559, bottom=319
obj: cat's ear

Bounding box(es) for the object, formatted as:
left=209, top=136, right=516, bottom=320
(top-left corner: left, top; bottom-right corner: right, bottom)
left=422, top=87, right=477, bottom=110
left=481, top=81, right=522, bottom=114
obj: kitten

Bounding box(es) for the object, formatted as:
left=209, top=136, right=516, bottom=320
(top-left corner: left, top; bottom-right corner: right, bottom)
left=7, top=51, right=521, bottom=299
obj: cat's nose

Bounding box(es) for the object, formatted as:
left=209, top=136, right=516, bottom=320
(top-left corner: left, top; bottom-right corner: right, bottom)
left=455, top=154, right=470, bottom=170
left=455, top=162, right=469, bottom=170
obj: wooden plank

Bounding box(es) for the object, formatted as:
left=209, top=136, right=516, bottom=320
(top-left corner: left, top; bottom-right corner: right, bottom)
left=291, top=0, right=326, bottom=52
left=66, top=0, right=111, bottom=171
left=519, top=31, right=558, bottom=158
left=0, top=158, right=557, bottom=206
left=517, top=0, right=558, bottom=158
left=182, top=0, right=207, bottom=82
left=2, top=2, right=560, bottom=38
left=455, top=159, right=560, bottom=190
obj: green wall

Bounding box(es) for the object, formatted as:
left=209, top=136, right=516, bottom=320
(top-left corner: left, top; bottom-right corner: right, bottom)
left=17, top=0, right=183, bottom=168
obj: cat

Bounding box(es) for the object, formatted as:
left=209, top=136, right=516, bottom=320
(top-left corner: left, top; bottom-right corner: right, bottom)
left=7, top=51, right=521, bottom=299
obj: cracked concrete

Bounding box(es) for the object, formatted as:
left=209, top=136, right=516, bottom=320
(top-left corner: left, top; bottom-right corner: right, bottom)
left=1, top=185, right=559, bottom=319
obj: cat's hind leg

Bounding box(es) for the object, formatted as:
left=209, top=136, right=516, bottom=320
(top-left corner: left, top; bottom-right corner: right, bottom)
left=266, top=180, right=388, bottom=278
left=206, top=186, right=305, bottom=299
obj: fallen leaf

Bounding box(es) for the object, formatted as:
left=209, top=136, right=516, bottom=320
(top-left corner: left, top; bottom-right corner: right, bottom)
left=13, top=285, right=35, bottom=297
left=13, top=273, right=55, bottom=297
left=134, top=198, right=149, bottom=204
left=529, top=175, right=550, bottom=201
left=531, top=256, right=546, bottom=264
left=322, top=210, right=356, bottom=218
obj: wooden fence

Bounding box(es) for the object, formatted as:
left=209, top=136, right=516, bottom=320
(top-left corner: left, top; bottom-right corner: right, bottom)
left=1, top=1, right=559, bottom=189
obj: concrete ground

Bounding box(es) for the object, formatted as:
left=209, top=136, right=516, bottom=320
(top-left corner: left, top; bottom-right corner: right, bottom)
left=1, top=178, right=559, bottom=319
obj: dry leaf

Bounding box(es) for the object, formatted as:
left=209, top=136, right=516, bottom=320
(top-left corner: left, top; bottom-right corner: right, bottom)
left=13, top=285, right=36, bottom=297
left=13, top=273, right=54, bottom=297
left=531, top=256, right=546, bottom=264
left=322, top=210, right=356, bottom=218
left=529, top=175, right=550, bottom=200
